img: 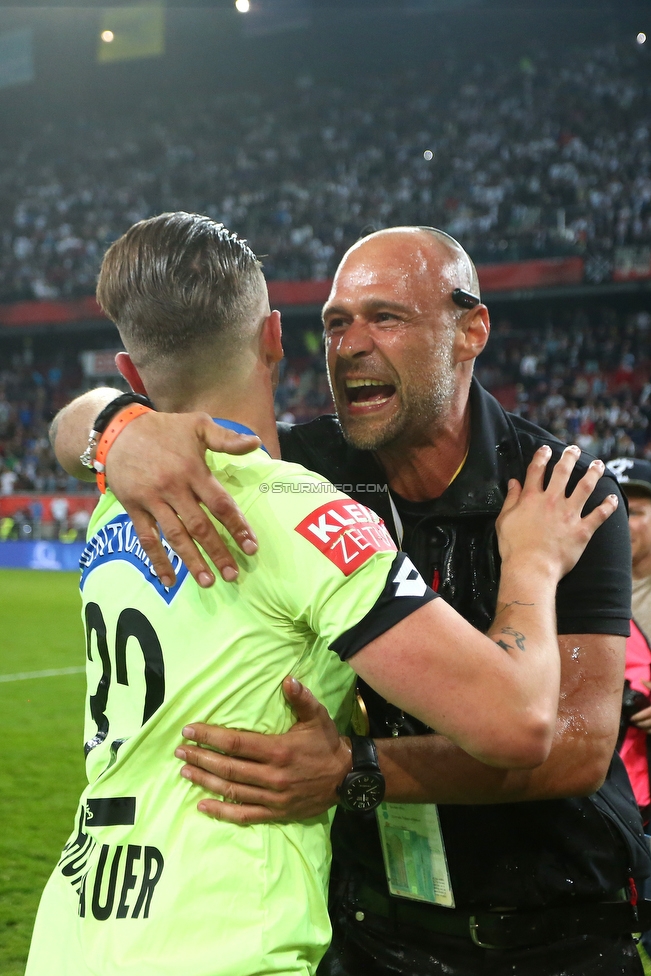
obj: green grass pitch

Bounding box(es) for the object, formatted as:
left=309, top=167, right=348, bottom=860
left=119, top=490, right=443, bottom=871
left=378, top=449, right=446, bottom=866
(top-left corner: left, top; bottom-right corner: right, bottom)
left=0, top=569, right=87, bottom=976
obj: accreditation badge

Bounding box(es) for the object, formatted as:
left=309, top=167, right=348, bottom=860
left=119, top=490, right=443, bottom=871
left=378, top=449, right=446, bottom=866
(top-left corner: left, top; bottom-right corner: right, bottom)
left=377, top=803, right=455, bottom=908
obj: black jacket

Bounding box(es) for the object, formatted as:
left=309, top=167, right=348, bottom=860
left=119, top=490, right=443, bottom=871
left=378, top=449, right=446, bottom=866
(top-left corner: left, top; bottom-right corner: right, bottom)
left=279, top=380, right=650, bottom=911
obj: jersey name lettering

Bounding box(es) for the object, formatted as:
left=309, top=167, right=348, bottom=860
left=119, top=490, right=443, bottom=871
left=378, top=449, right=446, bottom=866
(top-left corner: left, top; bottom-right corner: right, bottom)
left=295, top=499, right=396, bottom=575
left=80, top=514, right=187, bottom=604
left=79, top=843, right=165, bottom=921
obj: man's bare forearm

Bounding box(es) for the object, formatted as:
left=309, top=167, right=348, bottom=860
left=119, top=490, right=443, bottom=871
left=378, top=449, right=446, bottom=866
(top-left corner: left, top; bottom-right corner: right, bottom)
left=378, top=729, right=592, bottom=805
left=50, top=388, right=122, bottom=482
left=176, top=628, right=624, bottom=824
left=378, top=632, right=624, bottom=805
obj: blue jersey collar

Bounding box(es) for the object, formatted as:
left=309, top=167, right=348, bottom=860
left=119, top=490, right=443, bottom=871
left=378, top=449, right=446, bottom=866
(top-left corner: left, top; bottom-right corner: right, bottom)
left=213, top=418, right=270, bottom=455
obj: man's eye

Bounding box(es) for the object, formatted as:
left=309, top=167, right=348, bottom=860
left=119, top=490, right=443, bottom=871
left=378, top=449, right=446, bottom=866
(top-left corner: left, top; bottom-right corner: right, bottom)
left=376, top=312, right=398, bottom=324
left=325, top=319, right=346, bottom=333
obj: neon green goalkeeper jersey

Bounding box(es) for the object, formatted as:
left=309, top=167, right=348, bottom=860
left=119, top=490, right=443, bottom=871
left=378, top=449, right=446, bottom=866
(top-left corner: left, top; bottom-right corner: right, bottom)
left=26, top=441, right=431, bottom=976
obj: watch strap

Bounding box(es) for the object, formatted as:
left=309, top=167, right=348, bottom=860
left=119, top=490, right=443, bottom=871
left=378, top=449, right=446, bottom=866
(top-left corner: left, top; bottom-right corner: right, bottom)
left=349, top=734, right=381, bottom=773
left=93, top=403, right=154, bottom=493
left=337, top=735, right=385, bottom=811
left=92, top=393, right=155, bottom=436
left=79, top=393, right=155, bottom=471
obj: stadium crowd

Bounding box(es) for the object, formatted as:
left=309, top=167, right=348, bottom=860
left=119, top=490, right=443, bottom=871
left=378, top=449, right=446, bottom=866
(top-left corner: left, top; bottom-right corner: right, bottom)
left=1, top=304, right=650, bottom=507
left=0, top=40, right=649, bottom=302
left=0, top=352, right=75, bottom=495
left=476, top=305, right=651, bottom=460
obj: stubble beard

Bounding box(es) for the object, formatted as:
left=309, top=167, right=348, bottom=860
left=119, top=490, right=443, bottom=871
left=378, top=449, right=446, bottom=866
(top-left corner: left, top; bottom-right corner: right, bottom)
left=334, top=343, right=458, bottom=452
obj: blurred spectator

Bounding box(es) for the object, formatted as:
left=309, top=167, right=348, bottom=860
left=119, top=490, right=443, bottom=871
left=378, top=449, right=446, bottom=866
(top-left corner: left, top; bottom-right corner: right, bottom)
left=50, top=496, right=69, bottom=533
left=617, top=620, right=651, bottom=822
left=0, top=466, right=17, bottom=495
left=610, top=458, right=651, bottom=639
left=70, top=507, right=91, bottom=536
left=611, top=457, right=651, bottom=958
left=0, top=350, right=88, bottom=494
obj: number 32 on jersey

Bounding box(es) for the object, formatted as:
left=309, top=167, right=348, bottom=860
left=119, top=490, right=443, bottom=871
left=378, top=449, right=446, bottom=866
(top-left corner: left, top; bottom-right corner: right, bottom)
left=83, top=603, right=165, bottom=757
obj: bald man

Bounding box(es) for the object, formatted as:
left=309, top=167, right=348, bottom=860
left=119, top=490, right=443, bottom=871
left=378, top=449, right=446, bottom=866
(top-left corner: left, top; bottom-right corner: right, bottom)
left=53, top=226, right=646, bottom=976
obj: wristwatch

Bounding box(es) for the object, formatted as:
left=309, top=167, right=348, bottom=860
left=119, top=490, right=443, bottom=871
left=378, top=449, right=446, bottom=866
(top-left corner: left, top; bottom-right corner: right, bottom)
left=337, top=734, right=385, bottom=812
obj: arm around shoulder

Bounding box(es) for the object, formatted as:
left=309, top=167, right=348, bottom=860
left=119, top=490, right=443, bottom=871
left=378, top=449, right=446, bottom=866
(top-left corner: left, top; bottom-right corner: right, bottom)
left=374, top=631, right=625, bottom=805
left=350, top=585, right=560, bottom=771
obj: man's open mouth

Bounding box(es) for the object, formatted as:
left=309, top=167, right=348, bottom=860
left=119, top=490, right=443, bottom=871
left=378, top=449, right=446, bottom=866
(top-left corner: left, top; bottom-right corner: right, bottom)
left=345, top=378, right=397, bottom=409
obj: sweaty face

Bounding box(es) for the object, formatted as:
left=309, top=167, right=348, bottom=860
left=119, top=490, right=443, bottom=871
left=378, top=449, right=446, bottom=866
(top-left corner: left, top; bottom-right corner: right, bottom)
left=628, top=494, right=651, bottom=568
left=326, top=319, right=457, bottom=451
left=323, top=234, right=460, bottom=451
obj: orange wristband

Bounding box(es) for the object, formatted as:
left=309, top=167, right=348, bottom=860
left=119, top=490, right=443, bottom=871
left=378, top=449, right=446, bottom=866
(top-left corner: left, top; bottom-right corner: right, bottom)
left=93, top=403, right=154, bottom=493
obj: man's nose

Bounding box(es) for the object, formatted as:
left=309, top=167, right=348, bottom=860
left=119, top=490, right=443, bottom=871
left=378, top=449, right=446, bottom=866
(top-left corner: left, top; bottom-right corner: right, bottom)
left=335, top=319, right=374, bottom=359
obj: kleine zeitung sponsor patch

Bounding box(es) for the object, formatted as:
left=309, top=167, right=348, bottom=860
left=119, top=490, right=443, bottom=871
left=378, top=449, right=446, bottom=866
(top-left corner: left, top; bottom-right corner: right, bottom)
left=294, top=499, right=396, bottom=575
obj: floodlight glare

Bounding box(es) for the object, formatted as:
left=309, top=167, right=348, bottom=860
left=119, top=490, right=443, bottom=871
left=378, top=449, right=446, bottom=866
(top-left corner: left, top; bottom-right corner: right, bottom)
left=101, top=30, right=115, bottom=43
left=235, top=0, right=250, bottom=12
left=637, top=32, right=647, bottom=44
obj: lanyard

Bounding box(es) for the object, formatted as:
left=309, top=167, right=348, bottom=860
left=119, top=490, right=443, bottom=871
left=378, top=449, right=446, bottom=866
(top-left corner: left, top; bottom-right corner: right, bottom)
left=387, top=448, right=469, bottom=551
left=388, top=493, right=405, bottom=549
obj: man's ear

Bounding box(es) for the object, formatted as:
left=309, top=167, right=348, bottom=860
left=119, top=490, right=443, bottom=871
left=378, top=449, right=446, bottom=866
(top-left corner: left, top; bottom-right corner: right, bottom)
left=115, top=352, right=148, bottom=394
left=455, top=305, right=490, bottom=364
left=260, top=310, right=284, bottom=366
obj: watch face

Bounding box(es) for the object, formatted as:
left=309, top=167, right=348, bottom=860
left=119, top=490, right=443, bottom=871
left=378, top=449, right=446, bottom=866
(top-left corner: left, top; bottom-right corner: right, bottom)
left=343, top=772, right=385, bottom=811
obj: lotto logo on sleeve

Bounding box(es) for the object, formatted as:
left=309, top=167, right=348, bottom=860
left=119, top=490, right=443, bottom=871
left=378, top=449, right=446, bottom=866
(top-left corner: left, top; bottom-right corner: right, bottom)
left=295, top=499, right=397, bottom=575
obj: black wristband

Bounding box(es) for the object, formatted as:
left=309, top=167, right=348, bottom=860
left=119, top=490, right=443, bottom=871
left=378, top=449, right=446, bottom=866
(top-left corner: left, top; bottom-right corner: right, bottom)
left=92, top=393, right=155, bottom=436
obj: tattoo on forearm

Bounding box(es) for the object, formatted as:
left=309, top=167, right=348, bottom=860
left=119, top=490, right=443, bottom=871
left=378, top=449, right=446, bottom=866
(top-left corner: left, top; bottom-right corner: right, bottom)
left=494, top=600, right=535, bottom=618
left=496, top=639, right=513, bottom=652
left=501, top=626, right=527, bottom=652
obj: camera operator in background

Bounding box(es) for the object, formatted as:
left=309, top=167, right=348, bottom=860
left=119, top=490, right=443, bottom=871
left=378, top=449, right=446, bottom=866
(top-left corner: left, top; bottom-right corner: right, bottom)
left=610, top=458, right=651, bottom=785
left=611, top=459, right=651, bottom=643
left=611, top=458, right=651, bottom=959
